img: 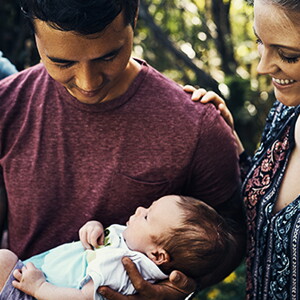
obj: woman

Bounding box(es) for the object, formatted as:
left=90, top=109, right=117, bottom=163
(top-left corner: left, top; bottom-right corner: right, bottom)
left=187, top=0, right=300, bottom=298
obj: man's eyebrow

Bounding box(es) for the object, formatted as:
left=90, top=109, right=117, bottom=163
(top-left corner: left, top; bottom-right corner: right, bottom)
left=47, top=56, right=73, bottom=64
left=47, top=47, right=122, bottom=64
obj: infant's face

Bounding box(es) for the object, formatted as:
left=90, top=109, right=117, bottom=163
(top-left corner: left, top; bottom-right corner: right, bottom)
left=122, top=195, right=184, bottom=255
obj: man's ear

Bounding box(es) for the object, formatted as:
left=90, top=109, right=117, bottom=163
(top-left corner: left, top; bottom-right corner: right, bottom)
left=147, top=248, right=170, bottom=265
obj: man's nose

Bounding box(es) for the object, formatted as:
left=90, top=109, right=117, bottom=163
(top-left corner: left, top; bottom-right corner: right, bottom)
left=75, top=63, right=103, bottom=91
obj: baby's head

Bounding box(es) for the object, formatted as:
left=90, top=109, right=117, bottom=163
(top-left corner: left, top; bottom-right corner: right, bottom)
left=123, top=195, right=237, bottom=280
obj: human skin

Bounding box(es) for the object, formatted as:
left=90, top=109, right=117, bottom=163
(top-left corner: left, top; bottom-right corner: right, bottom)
left=34, top=12, right=141, bottom=105
left=0, top=196, right=189, bottom=300
left=187, top=0, right=300, bottom=233
left=253, top=0, right=300, bottom=213
left=254, top=0, right=300, bottom=107
left=1, top=9, right=196, bottom=300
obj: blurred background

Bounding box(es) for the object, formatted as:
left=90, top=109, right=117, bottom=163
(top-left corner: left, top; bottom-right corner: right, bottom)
left=1, top=0, right=276, bottom=298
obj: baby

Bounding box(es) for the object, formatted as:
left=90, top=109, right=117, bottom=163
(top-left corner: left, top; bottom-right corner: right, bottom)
left=0, top=195, right=236, bottom=300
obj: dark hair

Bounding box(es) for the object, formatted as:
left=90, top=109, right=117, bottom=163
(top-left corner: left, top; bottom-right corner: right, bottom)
left=19, top=0, right=139, bottom=35
left=152, top=196, right=237, bottom=280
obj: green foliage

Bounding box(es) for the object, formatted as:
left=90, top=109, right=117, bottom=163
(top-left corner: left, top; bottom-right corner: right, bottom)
left=134, top=0, right=274, bottom=155
left=195, top=263, right=246, bottom=300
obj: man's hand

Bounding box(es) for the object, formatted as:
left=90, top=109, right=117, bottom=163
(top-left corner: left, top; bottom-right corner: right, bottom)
left=98, top=257, right=196, bottom=300
left=12, top=262, right=46, bottom=298
left=79, top=220, right=105, bottom=249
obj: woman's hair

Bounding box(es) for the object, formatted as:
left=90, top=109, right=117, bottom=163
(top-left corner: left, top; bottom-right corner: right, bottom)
left=19, top=0, right=139, bottom=35
left=249, top=0, right=300, bottom=10
left=152, top=196, right=237, bottom=280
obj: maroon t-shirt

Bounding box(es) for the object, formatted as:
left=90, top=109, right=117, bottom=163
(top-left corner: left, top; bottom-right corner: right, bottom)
left=0, top=60, right=239, bottom=259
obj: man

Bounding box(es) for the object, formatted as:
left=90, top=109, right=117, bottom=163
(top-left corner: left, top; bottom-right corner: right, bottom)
left=0, top=0, right=245, bottom=299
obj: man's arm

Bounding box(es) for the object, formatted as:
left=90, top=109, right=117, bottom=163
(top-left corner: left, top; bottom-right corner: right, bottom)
left=0, top=183, right=8, bottom=248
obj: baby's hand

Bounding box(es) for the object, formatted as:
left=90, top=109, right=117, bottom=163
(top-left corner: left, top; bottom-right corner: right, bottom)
left=183, top=85, right=234, bottom=130
left=79, top=220, right=105, bottom=249
left=12, top=262, right=46, bottom=298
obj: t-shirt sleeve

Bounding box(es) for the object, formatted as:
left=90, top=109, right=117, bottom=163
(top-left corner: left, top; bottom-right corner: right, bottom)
left=186, top=103, right=240, bottom=206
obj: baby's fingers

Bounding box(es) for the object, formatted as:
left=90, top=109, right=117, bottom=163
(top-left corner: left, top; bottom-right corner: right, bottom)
left=89, top=228, right=104, bottom=248
left=79, top=229, right=92, bottom=250
left=13, top=268, right=23, bottom=282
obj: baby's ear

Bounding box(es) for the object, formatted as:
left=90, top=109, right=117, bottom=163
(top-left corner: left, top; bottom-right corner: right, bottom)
left=148, top=248, right=170, bottom=265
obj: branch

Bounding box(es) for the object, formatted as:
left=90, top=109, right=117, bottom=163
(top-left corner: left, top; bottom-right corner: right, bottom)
left=138, top=0, right=222, bottom=94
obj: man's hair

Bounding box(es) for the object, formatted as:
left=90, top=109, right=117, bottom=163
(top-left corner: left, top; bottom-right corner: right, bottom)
left=153, top=196, right=237, bottom=281
left=19, top=0, right=139, bottom=35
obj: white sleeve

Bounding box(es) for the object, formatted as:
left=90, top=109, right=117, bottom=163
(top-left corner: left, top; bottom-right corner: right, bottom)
left=83, top=247, right=138, bottom=300
left=81, top=247, right=167, bottom=300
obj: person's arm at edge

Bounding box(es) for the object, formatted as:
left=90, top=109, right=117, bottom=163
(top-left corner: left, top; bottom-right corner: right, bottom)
left=0, top=183, right=7, bottom=248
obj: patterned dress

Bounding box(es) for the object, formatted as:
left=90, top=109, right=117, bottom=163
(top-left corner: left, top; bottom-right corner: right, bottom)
left=242, top=101, right=300, bottom=300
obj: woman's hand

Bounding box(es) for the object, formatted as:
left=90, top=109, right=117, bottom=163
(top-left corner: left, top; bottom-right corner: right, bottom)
left=98, top=257, right=196, bottom=300
left=184, top=85, right=245, bottom=154
left=79, top=220, right=105, bottom=249
left=184, top=85, right=234, bottom=130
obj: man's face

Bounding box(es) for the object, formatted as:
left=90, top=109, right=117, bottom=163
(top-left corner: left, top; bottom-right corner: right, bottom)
left=34, top=12, right=138, bottom=104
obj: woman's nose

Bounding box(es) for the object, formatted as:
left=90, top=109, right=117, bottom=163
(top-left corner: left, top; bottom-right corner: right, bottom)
left=256, top=47, right=279, bottom=75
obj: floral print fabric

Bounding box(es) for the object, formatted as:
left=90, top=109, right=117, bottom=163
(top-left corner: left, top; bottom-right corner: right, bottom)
left=242, top=101, right=300, bottom=300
